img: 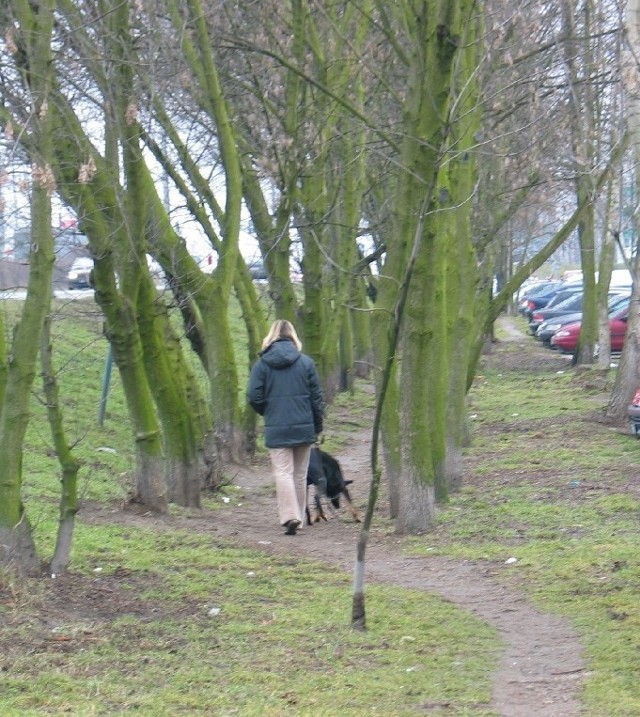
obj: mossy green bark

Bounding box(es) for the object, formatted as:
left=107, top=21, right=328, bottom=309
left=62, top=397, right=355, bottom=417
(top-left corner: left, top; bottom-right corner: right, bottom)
left=441, top=14, right=481, bottom=495
left=376, top=0, right=481, bottom=532
left=561, top=1, right=599, bottom=365
left=0, top=308, right=6, bottom=419
left=166, top=0, right=245, bottom=460
left=0, top=0, right=56, bottom=568
left=41, top=317, right=81, bottom=576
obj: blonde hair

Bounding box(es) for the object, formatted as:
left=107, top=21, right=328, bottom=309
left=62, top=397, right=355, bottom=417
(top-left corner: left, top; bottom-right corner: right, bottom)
left=262, top=319, right=302, bottom=351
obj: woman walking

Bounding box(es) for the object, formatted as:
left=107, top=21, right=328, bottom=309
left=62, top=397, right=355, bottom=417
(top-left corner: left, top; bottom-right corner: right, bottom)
left=247, top=320, right=324, bottom=535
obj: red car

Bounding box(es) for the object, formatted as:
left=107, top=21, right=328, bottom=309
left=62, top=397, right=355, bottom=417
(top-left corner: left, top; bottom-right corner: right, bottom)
left=550, top=305, right=629, bottom=354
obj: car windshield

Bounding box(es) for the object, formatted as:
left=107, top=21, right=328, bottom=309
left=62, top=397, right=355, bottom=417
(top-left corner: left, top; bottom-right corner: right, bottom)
left=608, top=295, right=630, bottom=314
left=524, top=281, right=560, bottom=297
left=548, top=293, right=583, bottom=310
left=547, top=290, right=629, bottom=314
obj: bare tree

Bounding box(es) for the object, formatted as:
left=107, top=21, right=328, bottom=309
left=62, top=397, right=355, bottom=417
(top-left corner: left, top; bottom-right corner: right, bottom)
left=606, top=0, right=640, bottom=419
left=0, top=0, right=57, bottom=573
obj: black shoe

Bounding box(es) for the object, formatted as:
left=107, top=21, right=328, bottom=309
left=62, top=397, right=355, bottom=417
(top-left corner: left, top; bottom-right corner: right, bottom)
left=284, top=519, right=301, bottom=535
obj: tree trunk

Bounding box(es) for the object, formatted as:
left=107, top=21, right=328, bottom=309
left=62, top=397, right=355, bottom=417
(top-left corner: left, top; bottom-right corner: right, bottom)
left=166, top=0, right=245, bottom=461
left=243, top=162, right=299, bottom=321
left=41, top=317, right=81, bottom=576
left=110, top=0, right=202, bottom=506
left=196, top=283, right=243, bottom=462
left=31, top=72, right=171, bottom=512
left=350, top=273, right=374, bottom=380
left=96, top=273, right=168, bottom=511
left=441, top=18, right=481, bottom=494
left=396, top=239, right=442, bottom=532
left=595, top=185, right=618, bottom=370
left=561, top=0, right=598, bottom=366
left=138, top=179, right=245, bottom=466
left=574, top=202, right=598, bottom=365
left=0, top=518, right=39, bottom=576
left=297, top=179, right=330, bottom=376
left=606, top=0, right=640, bottom=417
left=384, top=0, right=479, bottom=532
left=0, top=302, right=6, bottom=414
left=383, top=399, right=402, bottom=518
left=143, top=103, right=269, bottom=459
left=396, top=467, right=437, bottom=534
left=136, top=275, right=201, bottom=507
left=606, top=280, right=640, bottom=420
left=0, top=0, right=56, bottom=572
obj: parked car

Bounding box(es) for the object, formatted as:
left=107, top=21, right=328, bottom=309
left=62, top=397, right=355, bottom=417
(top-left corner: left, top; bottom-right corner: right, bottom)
left=536, top=293, right=630, bottom=345
left=67, top=256, right=93, bottom=289
left=528, top=292, right=585, bottom=334
left=550, top=303, right=629, bottom=354
left=530, top=290, right=630, bottom=337
left=523, top=284, right=584, bottom=322
left=536, top=311, right=583, bottom=345
left=517, top=280, right=562, bottom=315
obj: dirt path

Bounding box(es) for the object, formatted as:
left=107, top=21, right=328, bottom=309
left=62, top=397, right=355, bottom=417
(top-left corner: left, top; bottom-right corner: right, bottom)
left=183, top=421, right=585, bottom=717
left=103, top=425, right=585, bottom=713
left=88, top=316, right=585, bottom=716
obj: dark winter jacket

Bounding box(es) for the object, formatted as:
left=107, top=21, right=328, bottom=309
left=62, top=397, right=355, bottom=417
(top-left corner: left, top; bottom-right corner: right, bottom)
left=247, top=338, right=324, bottom=448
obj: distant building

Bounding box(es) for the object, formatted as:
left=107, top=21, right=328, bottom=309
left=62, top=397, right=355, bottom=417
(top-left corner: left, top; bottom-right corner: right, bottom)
left=1, top=223, right=89, bottom=289
left=9, top=223, right=88, bottom=263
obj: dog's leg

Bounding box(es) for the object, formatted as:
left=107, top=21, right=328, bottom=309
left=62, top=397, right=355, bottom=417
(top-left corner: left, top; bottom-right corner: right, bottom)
left=342, top=487, right=361, bottom=523
left=305, top=483, right=326, bottom=523
left=326, top=500, right=340, bottom=518
left=315, top=475, right=329, bottom=522
left=314, top=491, right=328, bottom=522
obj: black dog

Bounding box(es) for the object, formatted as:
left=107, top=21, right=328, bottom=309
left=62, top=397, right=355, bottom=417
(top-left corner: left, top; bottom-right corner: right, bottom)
left=306, top=447, right=361, bottom=524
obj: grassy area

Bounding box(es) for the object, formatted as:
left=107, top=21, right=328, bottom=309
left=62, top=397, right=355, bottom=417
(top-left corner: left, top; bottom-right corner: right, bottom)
left=404, top=323, right=640, bottom=716
left=1, top=296, right=501, bottom=717
left=7, top=301, right=640, bottom=715
left=1, top=524, right=499, bottom=716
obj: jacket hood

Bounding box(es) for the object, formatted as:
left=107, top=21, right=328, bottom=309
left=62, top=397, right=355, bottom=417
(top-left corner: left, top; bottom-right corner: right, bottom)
left=260, top=338, right=301, bottom=369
